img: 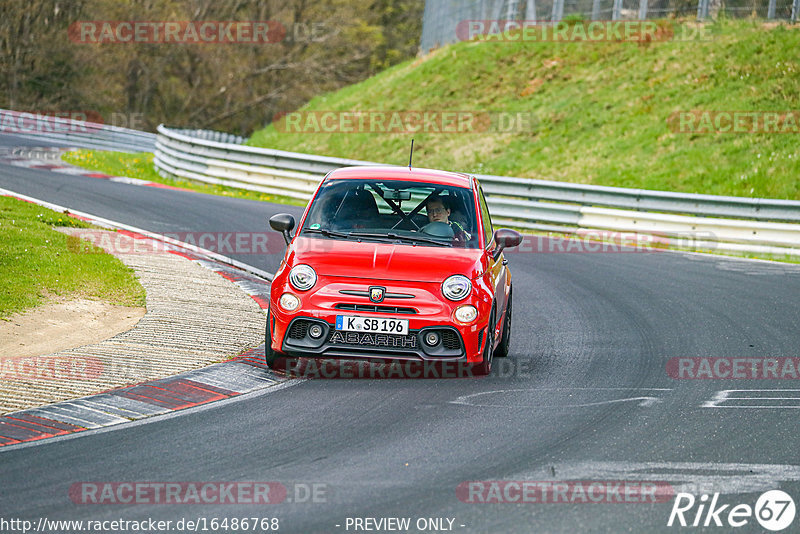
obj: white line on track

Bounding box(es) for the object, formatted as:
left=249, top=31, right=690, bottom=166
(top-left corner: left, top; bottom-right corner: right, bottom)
left=450, top=387, right=673, bottom=408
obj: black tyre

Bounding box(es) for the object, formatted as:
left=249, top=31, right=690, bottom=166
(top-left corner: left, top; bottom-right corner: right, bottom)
left=474, top=309, right=495, bottom=376
left=494, top=288, right=512, bottom=358
left=264, top=308, right=281, bottom=369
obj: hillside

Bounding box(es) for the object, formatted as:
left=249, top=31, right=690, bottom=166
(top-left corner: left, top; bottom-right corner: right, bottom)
left=248, top=19, right=800, bottom=199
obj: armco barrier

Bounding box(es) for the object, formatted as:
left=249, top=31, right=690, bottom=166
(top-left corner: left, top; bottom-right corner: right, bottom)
left=154, top=124, right=800, bottom=254
left=2, top=108, right=793, bottom=256
left=0, top=109, right=155, bottom=153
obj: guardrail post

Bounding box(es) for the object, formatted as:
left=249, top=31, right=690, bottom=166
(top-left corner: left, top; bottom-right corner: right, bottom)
left=612, top=0, right=623, bottom=20
left=505, top=0, right=521, bottom=19
left=526, top=0, right=537, bottom=20
left=552, top=0, right=564, bottom=21
left=592, top=0, right=601, bottom=19
left=697, top=0, right=709, bottom=20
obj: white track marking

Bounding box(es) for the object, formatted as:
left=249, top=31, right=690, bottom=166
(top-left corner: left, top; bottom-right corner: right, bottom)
left=450, top=388, right=671, bottom=408
left=703, top=389, right=800, bottom=409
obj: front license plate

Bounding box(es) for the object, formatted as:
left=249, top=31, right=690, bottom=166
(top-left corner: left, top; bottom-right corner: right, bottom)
left=336, top=315, right=409, bottom=335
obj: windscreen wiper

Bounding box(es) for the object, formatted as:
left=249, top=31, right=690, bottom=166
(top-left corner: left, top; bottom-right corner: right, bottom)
left=302, top=227, right=350, bottom=239
left=348, top=232, right=452, bottom=247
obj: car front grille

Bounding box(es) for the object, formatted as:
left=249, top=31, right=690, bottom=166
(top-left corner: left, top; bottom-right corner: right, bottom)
left=288, top=320, right=309, bottom=339
left=334, top=303, right=417, bottom=314
left=441, top=329, right=461, bottom=350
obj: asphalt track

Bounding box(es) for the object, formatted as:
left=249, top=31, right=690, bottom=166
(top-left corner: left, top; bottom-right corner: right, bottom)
left=2, top=133, right=800, bottom=533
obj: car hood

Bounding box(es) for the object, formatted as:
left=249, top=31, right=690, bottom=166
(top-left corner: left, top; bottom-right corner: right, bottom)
left=288, top=237, right=485, bottom=282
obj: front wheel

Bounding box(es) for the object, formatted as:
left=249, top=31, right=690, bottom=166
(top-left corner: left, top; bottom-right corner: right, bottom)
left=264, top=308, right=282, bottom=369
left=474, top=310, right=495, bottom=376
left=494, top=288, right=512, bottom=358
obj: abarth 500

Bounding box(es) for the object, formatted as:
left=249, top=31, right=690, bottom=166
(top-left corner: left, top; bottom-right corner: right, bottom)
left=266, top=165, right=521, bottom=375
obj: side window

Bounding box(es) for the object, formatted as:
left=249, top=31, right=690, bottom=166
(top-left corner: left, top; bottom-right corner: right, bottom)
left=477, top=185, right=493, bottom=248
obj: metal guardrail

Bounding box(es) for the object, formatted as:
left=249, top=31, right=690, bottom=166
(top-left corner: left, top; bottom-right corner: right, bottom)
left=154, top=124, right=800, bottom=253
left=4, top=108, right=794, bottom=253
left=476, top=174, right=800, bottom=222
left=0, top=109, right=155, bottom=153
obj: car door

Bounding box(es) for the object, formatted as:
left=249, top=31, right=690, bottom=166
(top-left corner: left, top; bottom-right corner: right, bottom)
left=477, top=182, right=507, bottom=341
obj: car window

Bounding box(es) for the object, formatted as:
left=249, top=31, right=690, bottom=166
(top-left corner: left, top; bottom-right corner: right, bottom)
left=477, top=184, right=493, bottom=247
left=300, top=179, right=480, bottom=248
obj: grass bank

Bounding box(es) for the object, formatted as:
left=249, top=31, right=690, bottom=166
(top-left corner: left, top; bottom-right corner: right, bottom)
left=0, top=196, right=146, bottom=318
left=249, top=19, right=800, bottom=200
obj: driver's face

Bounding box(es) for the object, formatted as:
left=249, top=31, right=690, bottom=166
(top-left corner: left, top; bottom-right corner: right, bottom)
left=427, top=200, right=450, bottom=223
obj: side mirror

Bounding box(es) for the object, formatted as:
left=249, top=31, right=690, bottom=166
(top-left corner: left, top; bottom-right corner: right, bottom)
left=492, top=228, right=522, bottom=260
left=269, top=213, right=296, bottom=245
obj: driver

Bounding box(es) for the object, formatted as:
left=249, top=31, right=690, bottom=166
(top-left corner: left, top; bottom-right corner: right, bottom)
left=425, top=196, right=471, bottom=243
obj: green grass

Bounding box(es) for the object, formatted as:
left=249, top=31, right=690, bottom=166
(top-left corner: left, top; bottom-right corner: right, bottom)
left=248, top=19, right=800, bottom=200
left=61, top=150, right=307, bottom=206
left=0, top=196, right=146, bottom=318
left=62, top=150, right=162, bottom=183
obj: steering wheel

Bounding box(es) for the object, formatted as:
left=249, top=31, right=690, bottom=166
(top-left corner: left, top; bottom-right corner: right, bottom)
left=420, top=222, right=454, bottom=238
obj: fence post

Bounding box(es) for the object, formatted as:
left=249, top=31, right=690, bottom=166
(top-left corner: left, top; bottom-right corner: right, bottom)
left=793, top=0, right=800, bottom=22
left=526, top=0, right=537, bottom=20
left=638, top=0, right=648, bottom=19
left=592, top=0, right=601, bottom=19
left=505, top=0, right=520, bottom=19
left=612, top=0, right=622, bottom=20
left=697, top=0, right=709, bottom=20
left=552, top=0, right=564, bottom=21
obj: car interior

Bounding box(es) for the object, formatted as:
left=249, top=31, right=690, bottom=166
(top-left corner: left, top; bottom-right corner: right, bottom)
left=304, top=180, right=479, bottom=247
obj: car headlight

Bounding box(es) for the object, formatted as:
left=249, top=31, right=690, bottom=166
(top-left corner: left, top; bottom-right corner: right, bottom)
left=279, top=293, right=300, bottom=311
left=455, top=305, right=478, bottom=323
left=289, top=264, right=317, bottom=291
left=442, top=275, right=472, bottom=301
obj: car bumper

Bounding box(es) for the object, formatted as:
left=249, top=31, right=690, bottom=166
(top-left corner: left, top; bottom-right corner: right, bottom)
left=270, top=310, right=488, bottom=363
left=268, top=275, right=491, bottom=364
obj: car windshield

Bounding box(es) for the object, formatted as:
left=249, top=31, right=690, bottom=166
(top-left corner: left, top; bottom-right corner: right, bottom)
left=301, top=178, right=480, bottom=248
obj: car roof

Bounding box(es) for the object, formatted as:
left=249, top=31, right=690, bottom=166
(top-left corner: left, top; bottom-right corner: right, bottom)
left=325, top=166, right=474, bottom=188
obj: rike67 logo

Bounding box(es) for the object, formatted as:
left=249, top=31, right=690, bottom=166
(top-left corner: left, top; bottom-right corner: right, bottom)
left=668, top=490, right=796, bottom=531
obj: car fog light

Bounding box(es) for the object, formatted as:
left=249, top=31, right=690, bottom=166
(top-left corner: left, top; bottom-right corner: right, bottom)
left=455, top=305, right=478, bottom=323
left=279, top=293, right=300, bottom=311
left=309, top=324, right=324, bottom=339
left=424, top=332, right=440, bottom=346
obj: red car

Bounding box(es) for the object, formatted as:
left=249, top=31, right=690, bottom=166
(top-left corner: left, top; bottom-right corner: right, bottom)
left=266, top=165, right=521, bottom=375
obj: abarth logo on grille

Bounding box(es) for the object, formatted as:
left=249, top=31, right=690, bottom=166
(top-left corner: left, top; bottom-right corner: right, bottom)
left=369, top=286, right=385, bottom=303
